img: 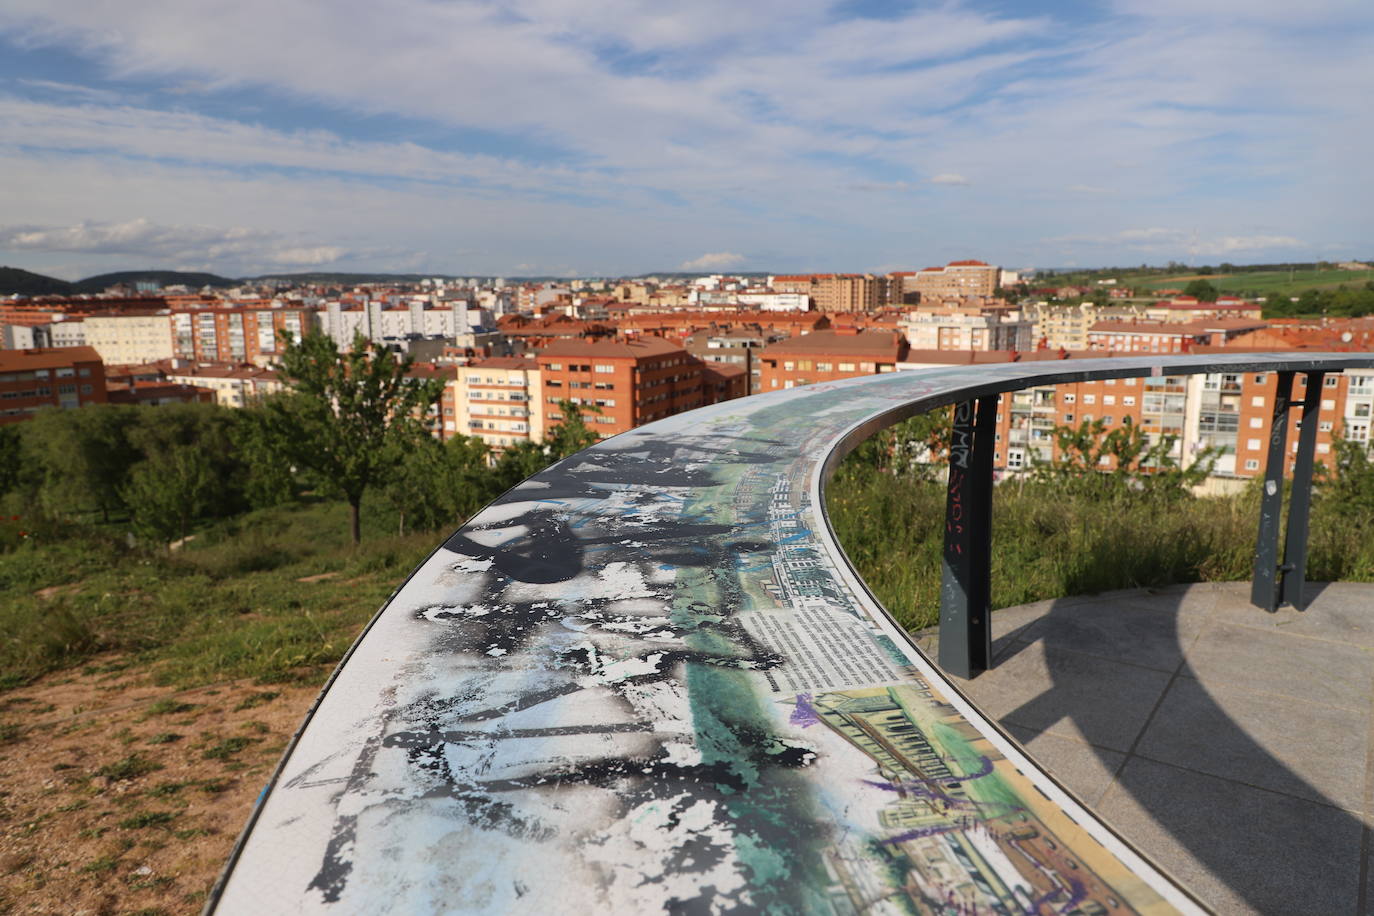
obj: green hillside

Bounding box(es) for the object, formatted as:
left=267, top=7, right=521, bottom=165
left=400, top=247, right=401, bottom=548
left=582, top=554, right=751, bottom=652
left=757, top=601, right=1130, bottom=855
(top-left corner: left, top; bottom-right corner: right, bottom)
left=0, top=266, right=74, bottom=296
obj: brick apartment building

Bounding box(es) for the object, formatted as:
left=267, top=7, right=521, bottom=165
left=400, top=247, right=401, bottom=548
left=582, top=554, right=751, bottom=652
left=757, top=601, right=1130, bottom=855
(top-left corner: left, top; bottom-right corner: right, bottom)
left=910, top=260, right=1001, bottom=300
left=0, top=346, right=107, bottom=424
left=896, top=348, right=1374, bottom=481
left=537, top=336, right=708, bottom=437
left=758, top=329, right=909, bottom=390
left=772, top=275, right=880, bottom=312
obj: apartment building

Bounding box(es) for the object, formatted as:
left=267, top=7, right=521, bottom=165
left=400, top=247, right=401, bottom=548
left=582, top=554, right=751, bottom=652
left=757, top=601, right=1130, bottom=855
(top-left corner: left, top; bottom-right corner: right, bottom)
left=772, top=275, right=880, bottom=312
left=163, top=364, right=283, bottom=408
left=684, top=327, right=789, bottom=396
left=900, top=301, right=1034, bottom=352
left=0, top=346, right=106, bottom=424
left=537, top=336, right=706, bottom=437
left=449, top=357, right=543, bottom=449
left=1087, top=319, right=1265, bottom=353
left=758, top=329, right=908, bottom=391
left=910, top=260, right=1000, bottom=300
left=1027, top=302, right=1148, bottom=350
left=83, top=310, right=175, bottom=365
left=171, top=305, right=318, bottom=365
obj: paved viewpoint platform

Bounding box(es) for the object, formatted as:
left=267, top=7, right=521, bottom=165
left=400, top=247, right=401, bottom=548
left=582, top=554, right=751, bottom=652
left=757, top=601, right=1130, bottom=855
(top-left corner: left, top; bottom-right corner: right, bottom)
left=923, top=581, right=1374, bottom=915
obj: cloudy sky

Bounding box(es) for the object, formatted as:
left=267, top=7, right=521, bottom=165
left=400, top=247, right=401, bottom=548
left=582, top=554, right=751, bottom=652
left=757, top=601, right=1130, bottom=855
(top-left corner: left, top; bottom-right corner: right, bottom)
left=0, top=0, right=1370, bottom=279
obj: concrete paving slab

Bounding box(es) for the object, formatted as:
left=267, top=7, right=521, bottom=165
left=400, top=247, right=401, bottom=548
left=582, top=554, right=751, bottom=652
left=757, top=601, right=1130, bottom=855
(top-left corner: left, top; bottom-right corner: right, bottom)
left=1096, top=756, right=1365, bottom=916
left=1015, top=597, right=1210, bottom=672
left=950, top=641, right=1172, bottom=752
left=1137, top=677, right=1368, bottom=811
left=1002, top=723, right=1125, bottom=807
left=1209, top=581, right=1374, bottom=649
left=1183, top=618, right=1374, bottom=711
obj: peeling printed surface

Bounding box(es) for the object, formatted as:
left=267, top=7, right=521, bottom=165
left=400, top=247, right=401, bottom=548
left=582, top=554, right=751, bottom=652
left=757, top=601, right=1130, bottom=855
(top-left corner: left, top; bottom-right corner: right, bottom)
left=211, top=354, right=1374, bottom=915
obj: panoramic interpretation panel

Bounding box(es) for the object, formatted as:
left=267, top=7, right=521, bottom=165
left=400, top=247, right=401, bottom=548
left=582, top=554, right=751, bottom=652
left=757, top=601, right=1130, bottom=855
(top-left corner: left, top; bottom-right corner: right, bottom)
left=211, top=353, right=1372, bottom=915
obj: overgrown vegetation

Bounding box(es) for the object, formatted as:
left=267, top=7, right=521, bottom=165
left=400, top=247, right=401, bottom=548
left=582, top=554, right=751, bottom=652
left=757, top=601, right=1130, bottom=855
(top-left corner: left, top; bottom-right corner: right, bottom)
left=828, top=418, right=1374, bottom=631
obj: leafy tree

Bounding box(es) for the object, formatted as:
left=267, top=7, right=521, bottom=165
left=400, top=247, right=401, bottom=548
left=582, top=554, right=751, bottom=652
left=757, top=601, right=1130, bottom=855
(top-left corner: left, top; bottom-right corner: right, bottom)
left=0, top=426, right=20, bottom=498
left=1183, top=279, right=1219, bottom=302
left=232, top=407, right=298, bottom=509
left=843, top=407, right=953, bottom=480
left=22, top=405, right=141, bottom=521
left=385, top=435, right=493, bottom=534
left=491, top=440, right=553, bottom=492
left=122, top=446, right=215, bottom=546
left=1031, top=416, right=1215, bottom=500
left=1316, top=429, right=1374, bottom=524
left=545, top=399, right=602, bottom=460
left=125, top=402, right=247, bottom=519
left=260, top=332, right=444, bottom=544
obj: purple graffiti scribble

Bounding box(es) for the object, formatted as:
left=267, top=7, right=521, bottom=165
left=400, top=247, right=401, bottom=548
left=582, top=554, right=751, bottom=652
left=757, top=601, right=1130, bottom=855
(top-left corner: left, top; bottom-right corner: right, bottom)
left=789, top=693, right=821, bottom=729
left=880, top=821, right=966, bottom=845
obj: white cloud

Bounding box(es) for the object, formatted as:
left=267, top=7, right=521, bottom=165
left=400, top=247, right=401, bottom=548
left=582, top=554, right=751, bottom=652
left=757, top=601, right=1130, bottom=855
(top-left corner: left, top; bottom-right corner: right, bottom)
left=0, top=0, right=1368, bottom=272
left=0, top=218, right=351, bottom=275
left=680, top=252, right=746, bottom=271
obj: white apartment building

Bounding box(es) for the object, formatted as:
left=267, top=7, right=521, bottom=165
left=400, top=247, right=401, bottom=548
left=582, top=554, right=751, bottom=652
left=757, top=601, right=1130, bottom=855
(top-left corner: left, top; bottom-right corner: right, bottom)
left=900, top=302, right=1033, bottom=352
left=83, top=311, right=175, bottom=365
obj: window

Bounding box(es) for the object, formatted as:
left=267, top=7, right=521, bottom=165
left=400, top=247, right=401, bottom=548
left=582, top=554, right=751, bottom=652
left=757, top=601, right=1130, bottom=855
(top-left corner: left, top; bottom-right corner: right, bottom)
left=1103, top=395, right=1116, bottom=406
left=838, top=362, right=856, bottom=372
left=79, top=368, right=91, bottom=377
left=1320, top=420, right=1334, bottom=431
left=783, top=361, right=794, bottom=371
left=594, top=364, right=614, bottom=373
left=56, top=367, right=75, bottom=378
left=1102, top=415, right=1113, bottom=425
left=1062, top=393, right=1076, bottom=404
left=546, top=363, right=562, bottom=370
left=1322, top=399, right=1335, bottom=411
left=1123, top=396, right=1135, bottom=406
left=1083, top=394, right=1096, bottom=404
left=1325, top=375, right=1339, bottom=388
left=817, top=362, right=832, bottom=372
left=1251, top=396, right=1265, bottom=407
left=1247, top=438, right=1261, bottom=450
left=1318, top=443, right=1331, bottom=454
left=1254, top=374, right=1267, bottom=384
left=1249, top=417, right=1263, bottom=428
left=1063, top=414, right=1074, bottom=423
left=1245, top=459, right=1260, bottom=471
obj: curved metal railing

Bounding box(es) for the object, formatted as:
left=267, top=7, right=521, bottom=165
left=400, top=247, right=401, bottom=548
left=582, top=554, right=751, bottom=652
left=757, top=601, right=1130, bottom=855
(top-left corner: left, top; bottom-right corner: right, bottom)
left=209, top=352, right=1374, bottom=915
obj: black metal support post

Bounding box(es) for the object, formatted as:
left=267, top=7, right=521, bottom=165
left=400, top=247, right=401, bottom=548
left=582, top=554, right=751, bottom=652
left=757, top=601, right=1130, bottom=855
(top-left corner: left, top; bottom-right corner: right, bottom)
left=1280, top=372, right=1324, bottom=610
left=939, top=394, right=998, bottom=678
left=1252, top=372, right=1293, bottom=611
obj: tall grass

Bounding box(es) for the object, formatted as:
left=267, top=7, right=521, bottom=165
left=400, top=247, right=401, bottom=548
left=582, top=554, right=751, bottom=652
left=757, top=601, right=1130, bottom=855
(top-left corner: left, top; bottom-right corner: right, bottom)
left=0, top=496, right=441, bottom=690
left=826, top=463, right=1374, bottom=632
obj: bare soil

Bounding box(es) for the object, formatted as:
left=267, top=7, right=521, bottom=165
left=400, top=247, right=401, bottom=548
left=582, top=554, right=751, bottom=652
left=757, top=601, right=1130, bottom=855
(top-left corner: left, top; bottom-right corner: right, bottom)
left=0, top=659, right=318, bottom=915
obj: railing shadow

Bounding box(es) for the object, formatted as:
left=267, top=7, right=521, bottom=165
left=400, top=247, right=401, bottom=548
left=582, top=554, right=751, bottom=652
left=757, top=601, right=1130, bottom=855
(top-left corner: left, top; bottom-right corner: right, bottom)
left=987, top=586, right=1368, bottom=915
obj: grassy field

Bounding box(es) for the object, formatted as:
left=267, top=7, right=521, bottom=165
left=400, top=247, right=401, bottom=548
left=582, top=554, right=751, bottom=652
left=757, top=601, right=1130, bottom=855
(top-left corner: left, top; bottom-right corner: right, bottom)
left=1134, top=268, right=1374, bottom=298
left=0, top=498, right=443, bottom=913
left=826, top=464, right=1374, bottom=632
left=0, top=496, right=439, bottom=692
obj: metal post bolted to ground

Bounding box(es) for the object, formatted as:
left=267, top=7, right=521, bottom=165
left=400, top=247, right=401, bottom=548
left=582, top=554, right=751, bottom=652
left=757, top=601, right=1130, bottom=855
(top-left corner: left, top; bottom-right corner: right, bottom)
left=1252, top=371, right=1294, bottom=612
left=1279, top=371, right=1326, bottom=610
left=939, top=394, right=998, bottom=678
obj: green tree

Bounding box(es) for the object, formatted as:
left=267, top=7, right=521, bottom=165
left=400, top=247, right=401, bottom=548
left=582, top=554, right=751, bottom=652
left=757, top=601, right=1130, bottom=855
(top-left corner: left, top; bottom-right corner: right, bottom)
left=122, top=446, right=215, bottom=546
left=491, top=440, right=552, bottom=492
left=545, top=399, right=601, bottom=460
left=385, top=434, right=494, bottom=534
left=1032, top=416, right=1215, bottom=500
left=22, top=405, right=141, bottom=521
left=1316, top=429, right=1374, bottom=524
left=261, top=332, right=444, bottom=544
left=1183, top=279, right=1219, bottom=302
left=0, top=425, right=21, bottom=498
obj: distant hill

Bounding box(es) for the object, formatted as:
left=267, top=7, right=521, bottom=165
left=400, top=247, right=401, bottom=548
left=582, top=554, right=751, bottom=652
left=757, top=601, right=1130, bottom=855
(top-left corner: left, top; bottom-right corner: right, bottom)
left=0, top=266, right=74, bottom=296
left=71, top=270, right=237, bottom=294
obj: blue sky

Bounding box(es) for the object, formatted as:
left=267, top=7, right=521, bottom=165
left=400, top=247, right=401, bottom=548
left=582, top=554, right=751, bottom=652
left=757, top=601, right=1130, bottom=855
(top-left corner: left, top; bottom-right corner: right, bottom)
left=0, top=0, right=1370, bottom=280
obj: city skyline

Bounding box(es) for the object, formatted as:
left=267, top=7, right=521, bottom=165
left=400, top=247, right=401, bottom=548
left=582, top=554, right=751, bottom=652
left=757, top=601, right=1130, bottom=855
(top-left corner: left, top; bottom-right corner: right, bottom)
left=1, top=0, right=1371, bottom=279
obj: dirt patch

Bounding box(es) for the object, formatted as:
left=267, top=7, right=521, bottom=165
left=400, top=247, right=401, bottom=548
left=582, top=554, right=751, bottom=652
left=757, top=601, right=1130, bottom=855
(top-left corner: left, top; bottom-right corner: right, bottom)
left=295, top=572, right=338, bottom=583
left=0, top=663, right=318, bottom=914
